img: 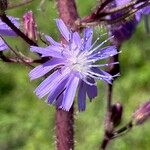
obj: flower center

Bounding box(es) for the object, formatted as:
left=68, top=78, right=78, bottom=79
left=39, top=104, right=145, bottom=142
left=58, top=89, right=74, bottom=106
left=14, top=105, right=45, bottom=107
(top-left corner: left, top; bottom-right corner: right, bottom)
left=67, top=51, right=89, bottom=73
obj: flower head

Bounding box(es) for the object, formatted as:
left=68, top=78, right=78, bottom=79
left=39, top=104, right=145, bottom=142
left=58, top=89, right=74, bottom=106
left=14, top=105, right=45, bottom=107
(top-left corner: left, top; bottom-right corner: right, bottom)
left=29, top=19, right=118, bottom=111
left=109, top=0, right=150, bottom=45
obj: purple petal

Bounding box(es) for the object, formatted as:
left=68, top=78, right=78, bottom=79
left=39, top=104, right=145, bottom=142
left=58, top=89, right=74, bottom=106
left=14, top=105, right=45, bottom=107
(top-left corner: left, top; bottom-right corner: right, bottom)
left=30, top=45, right=63, bottom=58
left=55, top=19, right=70, bottom=42
left=78, top=81, right=86, bottom=111
left=115, top=0, right=131, bottom=6
left=55, top=93, right=64, bottom=107
left=110, top=18, right=138, bottom=43
left=35, top=69, right=70, bottom=98
left=86, top=78, right=98, bottom=101
left=60, top=75, right=79, bottom=111
left=92, top=67, right=113, bottom=84
left=135, top=12, right=142, bottom=22
left=142, top=6, right=150, bottom=15
left=0, top=16, right=20, bottom=36
left=89, top=46, right=118, bottom=60
left=83, top=27, right=93, bottom=50
left=72, top=32, right=81, bottom=48
left=45, top=35, right=61, bottom=46
left=135, top=6, right=150, bottom=22
left=47, top=77, right=68, bottom=104
left=29, top=58, right=63, bottom=80
left=8, top=16, right=20, bottom=28
left=0, top=38, right=8, bottom=51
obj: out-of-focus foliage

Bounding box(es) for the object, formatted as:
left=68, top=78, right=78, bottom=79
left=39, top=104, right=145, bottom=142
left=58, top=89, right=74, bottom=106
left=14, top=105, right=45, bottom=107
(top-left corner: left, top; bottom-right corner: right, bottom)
left=0, top=0, right=150, bottom=150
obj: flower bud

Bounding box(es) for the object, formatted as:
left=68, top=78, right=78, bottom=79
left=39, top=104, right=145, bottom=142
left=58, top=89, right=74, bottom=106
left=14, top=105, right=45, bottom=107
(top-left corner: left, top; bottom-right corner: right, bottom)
left=23, top=11, right=37, bottom=41
left=109, top=18, right=138, bottom=46
left=110, top=102, right=123, bottom=127
left=132, top=101, right=150, bottom=125
left=0, top=0, right=7, bottom=14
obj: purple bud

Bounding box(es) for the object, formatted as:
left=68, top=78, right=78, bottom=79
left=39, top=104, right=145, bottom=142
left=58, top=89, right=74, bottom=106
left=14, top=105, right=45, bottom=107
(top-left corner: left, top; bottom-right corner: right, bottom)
left=109, top=0, right=150, bottom=45
left=108, top=1, right=138, bottom=46
left=111, top=102, right=123, bottom=127
left=109, top=17, right=138, bottom=46
left=23, top=11, right=37, bottom=41
left=132, top=101, right=150, bottom=125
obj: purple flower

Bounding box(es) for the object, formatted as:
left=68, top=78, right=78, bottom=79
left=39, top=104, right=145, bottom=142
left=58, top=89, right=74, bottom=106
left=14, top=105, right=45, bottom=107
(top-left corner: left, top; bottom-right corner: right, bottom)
left=29, top=19, right=118, bottom=111
left=109, top=0, right=150, bottom=45
left=0, top=16, right=19, bottom=36
left=109, top=17, right=138, bottom=45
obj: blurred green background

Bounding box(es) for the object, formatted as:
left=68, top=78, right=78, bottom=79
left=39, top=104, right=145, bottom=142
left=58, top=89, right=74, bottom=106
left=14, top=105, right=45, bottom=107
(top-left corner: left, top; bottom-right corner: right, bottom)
left=0, top=0, right=150, bottom=149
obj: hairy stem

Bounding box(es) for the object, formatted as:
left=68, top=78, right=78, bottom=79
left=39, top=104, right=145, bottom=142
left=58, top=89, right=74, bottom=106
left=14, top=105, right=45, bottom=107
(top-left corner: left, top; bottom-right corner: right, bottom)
left=107, top=84, right=113, bottom=111
left=100, top=84, right=113, bottom=150
left=101, top=121, right=133, bottom=150
left=56, top=0, right=79, bottom=150
left=112, top=121, right=133, bottom=139
left=56, top=107, right=74, bottom=150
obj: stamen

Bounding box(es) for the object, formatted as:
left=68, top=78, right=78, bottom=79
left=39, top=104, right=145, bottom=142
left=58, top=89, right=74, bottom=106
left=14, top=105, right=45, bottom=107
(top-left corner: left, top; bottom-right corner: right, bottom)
left=82, top=78, right=96, bottom=86
left=86, top=73, right=102, bottom=80
left=88, top=37, right=100, bottom=51
left=87, top=36, right=114, bottom=56
left=89, top=62, right=119, bottom=67
left=88, top=33, right=107, bottom=51
left=112, top=73, right=120, bottom=78
left=86, top=57, right=104, bottom=63
left=87, top=70, right=112, bottom=80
